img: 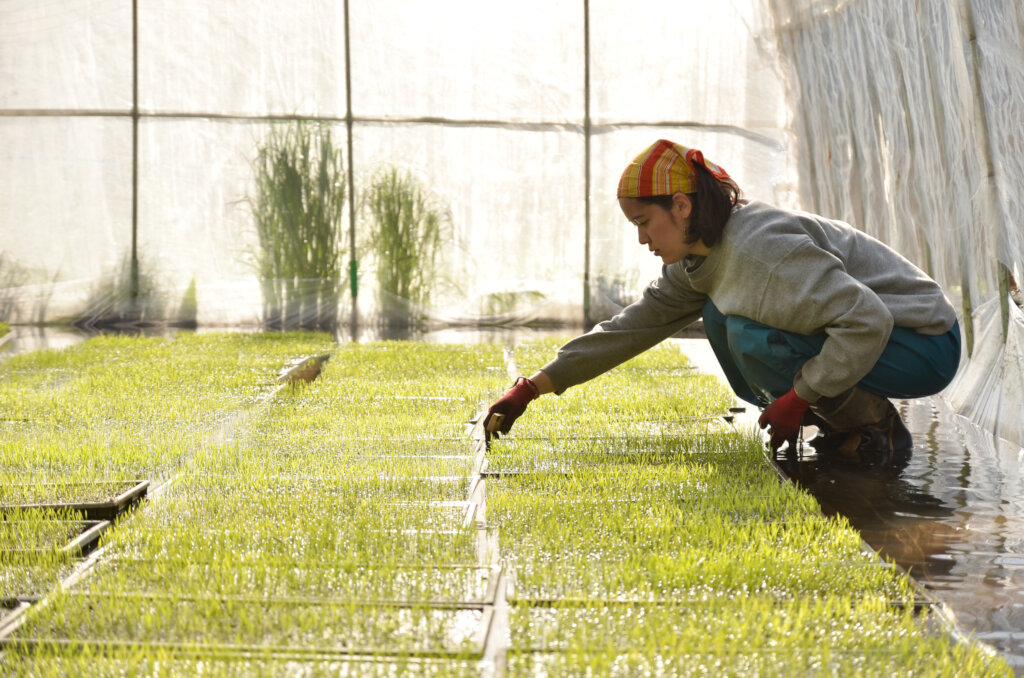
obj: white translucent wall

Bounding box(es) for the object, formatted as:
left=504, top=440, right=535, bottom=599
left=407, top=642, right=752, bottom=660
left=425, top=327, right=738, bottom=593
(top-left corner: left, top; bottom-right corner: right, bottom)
left=766, top=0, right=1024, bottom=446
left=0, top=117, right=133, bottom=321
left=351, top=1, right=582, bottom=123
left=139, top=1, right=348, bottom=117
left=0, top=1, right=133, bottom=321
left=587, top=0, right=793, bottom=318
left=348, top=0, right=586, bottom=325
left=0, top=0, right=789, bottom=328
left=0, top=2, right=132, bottom=111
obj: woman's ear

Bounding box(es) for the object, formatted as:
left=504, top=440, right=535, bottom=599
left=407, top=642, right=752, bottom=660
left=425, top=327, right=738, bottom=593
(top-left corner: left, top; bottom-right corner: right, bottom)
left=672, top=192, right=693, bottom=219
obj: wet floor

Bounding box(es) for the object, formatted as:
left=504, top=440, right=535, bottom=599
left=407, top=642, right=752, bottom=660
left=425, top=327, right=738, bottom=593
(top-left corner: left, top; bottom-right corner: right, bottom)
left=775, top=396, right=1024, bottom=673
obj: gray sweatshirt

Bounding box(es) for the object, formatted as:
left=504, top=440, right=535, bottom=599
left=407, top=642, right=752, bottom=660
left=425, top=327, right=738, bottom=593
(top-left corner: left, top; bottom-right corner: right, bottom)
left=542, top=200, right=957, bottom=402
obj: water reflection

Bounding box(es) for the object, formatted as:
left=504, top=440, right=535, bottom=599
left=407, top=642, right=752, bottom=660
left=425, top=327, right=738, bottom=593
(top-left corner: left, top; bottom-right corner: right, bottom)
left=775, top=397, right=1024, bottom=673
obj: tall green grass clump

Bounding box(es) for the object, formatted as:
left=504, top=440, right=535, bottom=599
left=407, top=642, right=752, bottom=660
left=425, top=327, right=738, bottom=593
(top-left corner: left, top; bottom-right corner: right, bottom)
left=364, top=168, right=448, bottom=329
left=251, top=122, right=347, bottom=331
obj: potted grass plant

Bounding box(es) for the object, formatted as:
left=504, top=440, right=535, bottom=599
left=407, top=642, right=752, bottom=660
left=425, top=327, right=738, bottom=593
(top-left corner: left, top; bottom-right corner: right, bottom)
left=363, top=168, right=448, bottom=331
left=250, top=122, right=347, bottom=331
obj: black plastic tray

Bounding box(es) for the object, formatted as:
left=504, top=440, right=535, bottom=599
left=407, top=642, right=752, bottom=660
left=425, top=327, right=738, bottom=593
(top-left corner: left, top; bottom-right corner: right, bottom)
left=2, top=480, right=149, bottom=521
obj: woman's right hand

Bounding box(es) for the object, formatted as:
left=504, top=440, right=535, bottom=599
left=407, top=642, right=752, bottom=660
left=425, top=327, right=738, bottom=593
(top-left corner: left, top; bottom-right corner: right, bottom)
left=484, top=376, right=540, bottom=438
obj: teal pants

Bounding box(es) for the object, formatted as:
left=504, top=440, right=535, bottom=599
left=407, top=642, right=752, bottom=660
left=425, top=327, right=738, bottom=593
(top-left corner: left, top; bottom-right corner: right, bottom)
left=701, top=299, right=962, bottom=406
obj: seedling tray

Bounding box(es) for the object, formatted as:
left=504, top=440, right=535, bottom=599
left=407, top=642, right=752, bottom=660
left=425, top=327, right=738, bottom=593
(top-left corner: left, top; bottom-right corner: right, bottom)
left=7, top=599, right=495, bottom=658
left=1, top=481, right=149, bottom=521
left=0, top=650, right=487, bottom=675
left=0, top=600, right=30, bottom=640
left=84, top=559, right=502, bottom=605
left=3, top=638, right=496, bottom=666
left=0, top=520, right=109, bottom=556
left=63, top=519, right=109, bottom=554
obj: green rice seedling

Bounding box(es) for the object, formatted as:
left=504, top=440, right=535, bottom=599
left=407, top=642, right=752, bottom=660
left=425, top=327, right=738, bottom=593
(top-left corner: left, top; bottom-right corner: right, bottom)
left=0, top=509, right=86, bottom=601
left=507, top=641, right=1010, bottom=678
left=0, top=321, right=9, bottom=338
left=0, top=648, right=487, bottom=678
left=1, top=562, right=77, bottom=600
left=0, top=516, right=81, bottom=606
left=16, top=592, right=487, bottom=656
left=0, top=331, right=335, bottom=488
left=0, top=477, right=146, bottom=507
left=503, top=547, right=915, bottom=603
left=181, top=436, right=475, bottom=483
left=106, top=492, right=472, bottom=539
left=505, top=597, right=1012, bottom=676
left=79, top=558, right=496, bottom=605
left=250, top=121, right=347, bottom=331
left=97, top=503, right=482, bottom=568
left=503, top=348, right=736, bottom=439
left=484, top=433, right=756, bottom=474
left=1, top=337, right=508, bottom=673
left=166, top=468, right=473, bottom=505
left=363, top=168, right=449, bottom=328
left=0, top=507, right=88, bottom=552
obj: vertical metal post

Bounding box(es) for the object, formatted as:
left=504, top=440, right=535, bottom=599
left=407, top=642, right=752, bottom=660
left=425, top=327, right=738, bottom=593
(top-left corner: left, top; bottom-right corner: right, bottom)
left=582, top=0, right=592, bottom=329
left=966, top=0, right=1011, bottom=344
left=343, top=0, right=359, bottom=339
left=130, top=0, right=140, bottom=316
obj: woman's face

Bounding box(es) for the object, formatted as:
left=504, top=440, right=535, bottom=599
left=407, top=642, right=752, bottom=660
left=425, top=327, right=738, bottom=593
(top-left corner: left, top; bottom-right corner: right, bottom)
left=618, top=193, right=705, bottom=265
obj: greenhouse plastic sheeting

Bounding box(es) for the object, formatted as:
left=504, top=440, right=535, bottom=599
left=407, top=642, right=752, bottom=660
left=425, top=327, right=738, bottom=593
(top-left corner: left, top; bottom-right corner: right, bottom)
left=0, top=0, right=789, bottom=328
left=946, top=298, right=1024, bottom=448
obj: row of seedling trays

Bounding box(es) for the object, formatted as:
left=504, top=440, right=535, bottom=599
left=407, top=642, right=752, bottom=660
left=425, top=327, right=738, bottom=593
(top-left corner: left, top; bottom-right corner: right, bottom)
left=1, top=334, right=509, bottom=674
left=1, top=481, right=150, bottom=635
left=478, top=338, right=1010, bottom=675
left=0, top=333, right=1011, bottom=675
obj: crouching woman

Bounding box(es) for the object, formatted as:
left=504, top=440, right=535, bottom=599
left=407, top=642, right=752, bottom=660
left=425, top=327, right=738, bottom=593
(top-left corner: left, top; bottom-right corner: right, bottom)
left=484, top=139, right=961, bottom=456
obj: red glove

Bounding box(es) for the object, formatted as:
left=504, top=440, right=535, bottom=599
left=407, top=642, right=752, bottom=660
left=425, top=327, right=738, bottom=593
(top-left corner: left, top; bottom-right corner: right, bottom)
left=484, top=377, right=539, bottom=438
left=758, top=388, right=811, bottom=452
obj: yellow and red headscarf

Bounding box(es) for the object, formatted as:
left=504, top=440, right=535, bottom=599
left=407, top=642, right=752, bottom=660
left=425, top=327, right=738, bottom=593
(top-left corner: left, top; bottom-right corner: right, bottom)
left=617, top=139, right=731, bottom=198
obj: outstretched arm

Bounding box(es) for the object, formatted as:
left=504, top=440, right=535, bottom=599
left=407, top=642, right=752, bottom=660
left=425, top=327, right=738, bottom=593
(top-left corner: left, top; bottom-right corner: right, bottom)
left=541, top=267, right=705, bottom=394
left=483, top=265, right=704, bottom=438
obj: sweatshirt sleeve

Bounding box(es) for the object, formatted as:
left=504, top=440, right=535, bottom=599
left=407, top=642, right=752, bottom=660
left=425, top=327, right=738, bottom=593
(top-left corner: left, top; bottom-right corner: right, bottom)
left=764, top=241, right=893, bottom=402
left=541, top=265, right=705, bottom=393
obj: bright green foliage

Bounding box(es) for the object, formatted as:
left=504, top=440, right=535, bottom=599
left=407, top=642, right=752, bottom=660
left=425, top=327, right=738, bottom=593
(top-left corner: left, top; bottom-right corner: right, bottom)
left=508, top=599, right=1008, bottom=676
left=0, top=651, right=484, bottom=678
left=251, top=122, right=347, bottom=331
left=364, top=168, right=448, bottom=326
left=1, top=336, right=507, bottom=669
left=0, top=334, right=1012, bottom=676
left=487, top=338, right=1011, bottom=675
left=0, top=332, right=335, bottom=487
left=0, top=508, right=85, bottom=600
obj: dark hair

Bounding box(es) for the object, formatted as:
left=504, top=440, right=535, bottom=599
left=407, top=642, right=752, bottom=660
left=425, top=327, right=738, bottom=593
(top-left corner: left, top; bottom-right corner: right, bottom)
left=634, top=163, right=742, bottom=248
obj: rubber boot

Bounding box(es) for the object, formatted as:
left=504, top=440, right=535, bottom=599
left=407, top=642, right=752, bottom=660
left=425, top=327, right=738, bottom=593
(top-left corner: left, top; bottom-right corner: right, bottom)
left=808, top=387, right=913, bottom=462
left=802, top=409, right=847, bottom=452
